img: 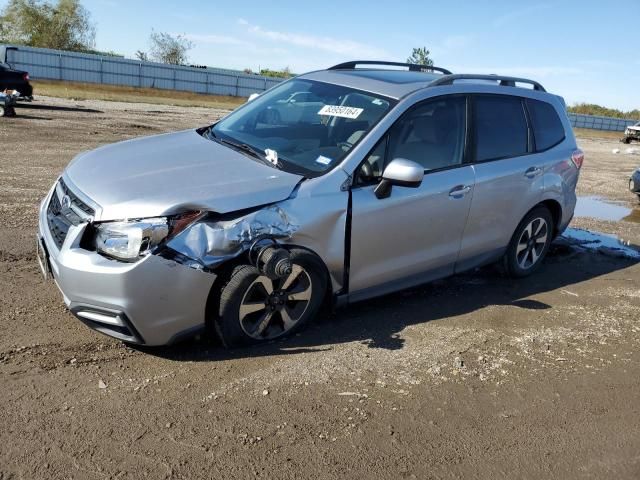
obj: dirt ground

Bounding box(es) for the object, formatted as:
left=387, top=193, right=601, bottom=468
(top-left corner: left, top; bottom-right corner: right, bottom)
left=1, top=97, right=639, bottom=480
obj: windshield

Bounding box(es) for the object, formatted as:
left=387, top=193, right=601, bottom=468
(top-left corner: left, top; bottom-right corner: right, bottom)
left=210, top=79, right=395, bottom=176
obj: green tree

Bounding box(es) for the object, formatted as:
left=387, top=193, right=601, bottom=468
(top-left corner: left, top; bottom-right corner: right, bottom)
left=568, top=103, right=640, bottom=120
left=134, top=50, right=148, bottom=61
left=148, top=31, right=193, bottom=65
left=259, top=66, right=293, bottom=79
left=0, top=0, right=95, bottom=51
left=407, top=46, right=434, bottom=67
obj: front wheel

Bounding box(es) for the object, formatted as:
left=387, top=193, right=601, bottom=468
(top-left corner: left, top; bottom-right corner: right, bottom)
left=215, top=249, right=327, bottom=348
left=503, top=206, right=553, bottom=278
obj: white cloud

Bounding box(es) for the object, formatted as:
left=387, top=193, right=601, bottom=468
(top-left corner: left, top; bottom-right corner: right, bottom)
left=450, top=65, right=583, bottom=78
left=183, top=34, right=251, bottom=47
left=238, top=19, right=388, bottom=58
left=492, top=4, right=550, bottom=28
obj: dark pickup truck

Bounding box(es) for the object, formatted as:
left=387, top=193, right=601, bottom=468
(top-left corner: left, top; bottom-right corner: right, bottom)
left=0, top=62, right=33, bottom=99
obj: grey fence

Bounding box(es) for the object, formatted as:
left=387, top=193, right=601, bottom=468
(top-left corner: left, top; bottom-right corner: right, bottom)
left=568, top=112, right=637, bottom=132
left=2, top=44, right=637, bottom=128
left=0, top=44, right=283, bottom=97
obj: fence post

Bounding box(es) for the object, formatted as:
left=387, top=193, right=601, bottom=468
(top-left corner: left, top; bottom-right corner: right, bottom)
left=100, top=58, right=103, bottom=84
left=173, top=68, right=176, bottom=90
left=264, top=77, right=267, bottom=91
left=235, top=75, right=240, bottom=96
left=139, top=63, right=142, bottom=87
left=59, top=53, right=63, bottom=80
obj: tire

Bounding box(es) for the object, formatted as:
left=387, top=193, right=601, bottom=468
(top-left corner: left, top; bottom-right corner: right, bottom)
left=503, top=206, right=554, bottom=278
left=0, top=106, right=5, bottom=118
left=215, top=248, right=327, bottom=348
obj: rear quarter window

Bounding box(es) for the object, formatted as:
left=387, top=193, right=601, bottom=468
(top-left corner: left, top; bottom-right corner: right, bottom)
left=473, top=95, right=528, bottom=162
left=526, top=99, right=565, bottom=151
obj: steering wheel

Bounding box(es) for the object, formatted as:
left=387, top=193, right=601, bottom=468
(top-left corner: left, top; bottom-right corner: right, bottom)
left=358, top=161, right=374, bottom=182
left=337, top=141, right=353, bottom=151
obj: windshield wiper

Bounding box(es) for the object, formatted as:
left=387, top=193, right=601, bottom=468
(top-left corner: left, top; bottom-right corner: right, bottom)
left=208, top=128, right=281, bottom=169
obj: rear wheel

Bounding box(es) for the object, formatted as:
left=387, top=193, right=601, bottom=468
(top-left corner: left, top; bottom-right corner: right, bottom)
left=215, top=249, right=327, bottom=348
left=504, top=206, right=553, bottom=278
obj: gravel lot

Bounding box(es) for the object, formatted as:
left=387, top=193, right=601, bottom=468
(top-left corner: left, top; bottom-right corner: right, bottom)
left=1, top=97, right=639, bottom=479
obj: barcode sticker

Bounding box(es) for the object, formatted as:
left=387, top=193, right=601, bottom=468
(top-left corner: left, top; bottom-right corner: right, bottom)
left=317, top=105, right=364, bottom=119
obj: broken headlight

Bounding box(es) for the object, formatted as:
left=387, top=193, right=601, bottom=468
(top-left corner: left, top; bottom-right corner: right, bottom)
left=95, top=212, right=202, bottom=262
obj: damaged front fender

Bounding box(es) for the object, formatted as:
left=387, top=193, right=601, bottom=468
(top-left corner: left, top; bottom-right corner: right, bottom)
left=164, top=206, right=299, bottom=268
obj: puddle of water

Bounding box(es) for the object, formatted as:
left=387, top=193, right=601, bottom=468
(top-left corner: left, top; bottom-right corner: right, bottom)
left=574, top=196, right=634, bottom=222
left=560, top=227, right=640, bottom=259
left=622, top=208, right=640, bottom=224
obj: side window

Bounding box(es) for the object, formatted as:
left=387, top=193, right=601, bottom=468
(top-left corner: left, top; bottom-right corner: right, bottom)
left=473, top=95, right=528, bottom=162
left=387, top=96, right=466, bottom=171
left=526, top=99, right=565, bottom=151
left=356, top=137, right=387, bottom=185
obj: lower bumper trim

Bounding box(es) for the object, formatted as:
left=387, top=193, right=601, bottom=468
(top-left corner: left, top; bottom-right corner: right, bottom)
left=70, top=303, right=144, bottom=344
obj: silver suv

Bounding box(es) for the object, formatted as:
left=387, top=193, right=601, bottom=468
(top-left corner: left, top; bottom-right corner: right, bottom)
left=37, top=61, right=583, bottom=347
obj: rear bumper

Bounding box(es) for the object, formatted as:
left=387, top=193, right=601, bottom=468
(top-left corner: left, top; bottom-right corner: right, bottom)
left=631, top=170, right=640, bottom=194
left=38, top=188, right=216, bottom=346
left=17, top=83, right=33, bottom=98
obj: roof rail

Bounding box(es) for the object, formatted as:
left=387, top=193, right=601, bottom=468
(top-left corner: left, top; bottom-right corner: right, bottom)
left=428, top=74, right=546, bottom=92
left=329, top=60, right=452, bottom=75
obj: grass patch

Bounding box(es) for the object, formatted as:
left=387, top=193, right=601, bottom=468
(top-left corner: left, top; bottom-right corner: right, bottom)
left=31, top=79, right=246, bottom=109
left=573, top=128, right=626, bottom=141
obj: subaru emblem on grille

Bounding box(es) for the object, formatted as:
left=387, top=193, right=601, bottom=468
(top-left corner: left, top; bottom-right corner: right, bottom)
left=60, top=195, right=72, bottom=210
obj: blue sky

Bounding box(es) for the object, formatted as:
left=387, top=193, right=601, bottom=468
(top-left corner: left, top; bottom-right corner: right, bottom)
left=3, top=0, right=639, bottom=109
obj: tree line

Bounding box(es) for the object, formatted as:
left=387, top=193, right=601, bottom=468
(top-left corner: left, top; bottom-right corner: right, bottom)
left=568, top=103, right=640, bottom=120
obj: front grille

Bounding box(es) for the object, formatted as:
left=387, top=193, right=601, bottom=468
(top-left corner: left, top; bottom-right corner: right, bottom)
left=46, top=179, right=96, bottom=249
left=59, top=178, right=95, bottom=216
left=47, top=192, right=71, bottom=248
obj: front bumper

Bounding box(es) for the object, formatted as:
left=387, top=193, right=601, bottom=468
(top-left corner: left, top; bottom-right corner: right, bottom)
left=38, top=186, right=216, bottom=345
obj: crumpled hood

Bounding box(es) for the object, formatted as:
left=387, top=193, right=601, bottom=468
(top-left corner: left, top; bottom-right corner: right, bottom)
left=64, top=130, right=303, bottom=221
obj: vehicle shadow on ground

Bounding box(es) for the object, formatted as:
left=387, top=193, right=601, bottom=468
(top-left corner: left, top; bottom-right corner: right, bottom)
left=11, top=114, right=54, bottom=121
left=139, top=238, right=640, bottom=362
left=18, top=103, right=103, bottom=114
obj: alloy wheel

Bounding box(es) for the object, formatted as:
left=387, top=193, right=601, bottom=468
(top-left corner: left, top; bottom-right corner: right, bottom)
left=238, top=264, right=313, bottom=340
left=516, top=217, right=549, bottom=270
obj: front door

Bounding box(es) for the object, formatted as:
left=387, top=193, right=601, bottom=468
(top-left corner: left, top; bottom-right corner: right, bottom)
left=348, top=95, right=474, bottom=300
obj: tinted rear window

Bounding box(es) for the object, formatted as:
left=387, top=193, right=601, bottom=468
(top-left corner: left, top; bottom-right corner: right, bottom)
left=473, top=95, right=528, bottom=162
left=526, top=99, right=565, bottom=151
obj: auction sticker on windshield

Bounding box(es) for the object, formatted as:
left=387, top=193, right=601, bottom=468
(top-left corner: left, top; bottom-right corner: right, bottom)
left=317, top=105, right=364, bottom=119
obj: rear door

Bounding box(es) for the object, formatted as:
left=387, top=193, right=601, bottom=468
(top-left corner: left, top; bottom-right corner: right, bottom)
left=456, top=94, right=544, bottom=271
left=348, top=95, right=475, bottom=299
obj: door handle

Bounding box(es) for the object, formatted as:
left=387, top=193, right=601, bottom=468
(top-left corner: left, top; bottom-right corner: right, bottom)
left=449, top=185, right=471, bottom=197
left=524, top=166, right=542, bottom=178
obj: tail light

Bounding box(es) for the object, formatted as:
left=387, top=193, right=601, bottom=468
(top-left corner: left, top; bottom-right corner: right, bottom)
left=23, top=73, right=29, bottom=81
left=571, top=149, right=584, bottom=169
